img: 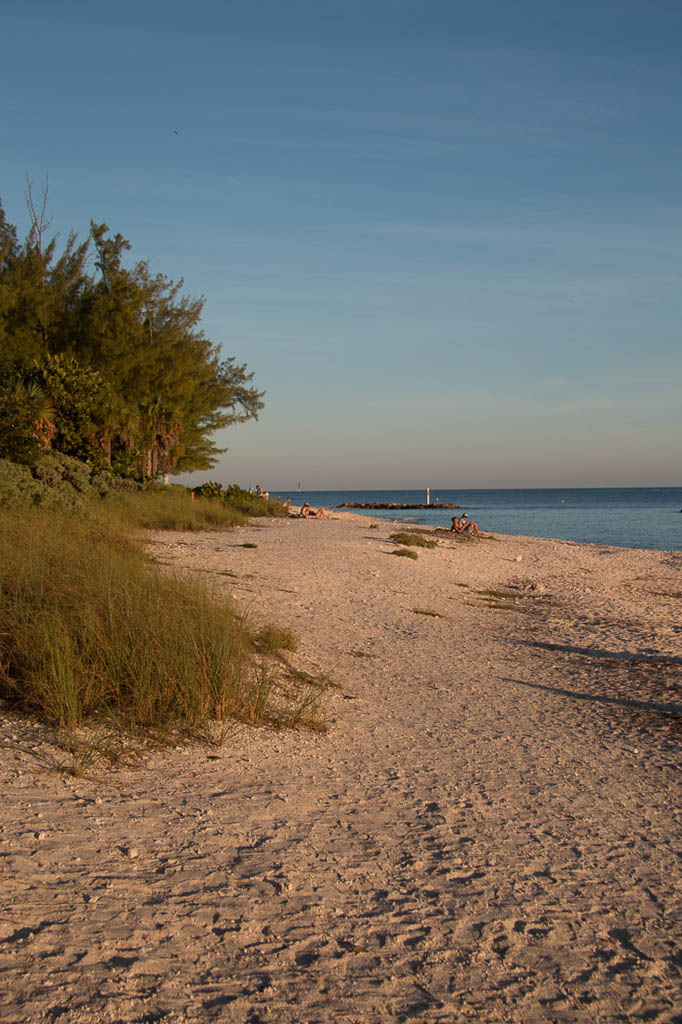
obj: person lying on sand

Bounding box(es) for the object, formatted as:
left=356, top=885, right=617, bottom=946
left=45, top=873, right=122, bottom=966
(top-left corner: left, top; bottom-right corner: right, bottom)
left=300, top=502, right=328, bottom=519
left=451, top=513, right=481, bottom=537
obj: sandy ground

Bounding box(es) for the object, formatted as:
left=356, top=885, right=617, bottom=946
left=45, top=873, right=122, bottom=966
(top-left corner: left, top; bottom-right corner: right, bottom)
left=1, top=512, right=681, bottom=1023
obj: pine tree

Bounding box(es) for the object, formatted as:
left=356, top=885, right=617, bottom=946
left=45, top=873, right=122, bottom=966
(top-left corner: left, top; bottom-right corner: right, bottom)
left=0, top=198, right=263, bottom=475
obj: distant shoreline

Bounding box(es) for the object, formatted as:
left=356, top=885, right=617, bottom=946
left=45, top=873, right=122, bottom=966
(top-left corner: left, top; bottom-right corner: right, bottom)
left=335, top=501, right=460, bottom=510
left=276, top=488, right=682, bottom=551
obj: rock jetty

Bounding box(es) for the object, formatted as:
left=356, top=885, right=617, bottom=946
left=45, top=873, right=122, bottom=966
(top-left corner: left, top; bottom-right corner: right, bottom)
left=335, top=501, right=460, bottom=510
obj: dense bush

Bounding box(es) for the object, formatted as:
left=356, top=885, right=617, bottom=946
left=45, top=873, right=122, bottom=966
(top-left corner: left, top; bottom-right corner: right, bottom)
left=192, top=480, right=225, bottom=500
left=0, top=453, right=124, bottom=510
left=0, top=196, right=264, bottom=477
left=0, top=374, right=53, bottom=466
left=0, top=459, right=44, bottom=506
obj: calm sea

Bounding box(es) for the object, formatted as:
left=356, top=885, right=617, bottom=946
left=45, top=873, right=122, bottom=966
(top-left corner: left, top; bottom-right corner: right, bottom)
left=276, top=488, right=682, bottom=552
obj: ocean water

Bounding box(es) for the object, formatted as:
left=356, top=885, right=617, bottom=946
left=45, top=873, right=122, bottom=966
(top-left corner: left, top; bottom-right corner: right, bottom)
left=276, top=488, right=682, bottom=552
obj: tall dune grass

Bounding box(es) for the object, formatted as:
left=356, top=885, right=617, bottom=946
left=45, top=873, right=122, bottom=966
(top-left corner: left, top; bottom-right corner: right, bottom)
left=101, top=486, right=283, bottom=532
left=0, top=502, right=319, bottom=738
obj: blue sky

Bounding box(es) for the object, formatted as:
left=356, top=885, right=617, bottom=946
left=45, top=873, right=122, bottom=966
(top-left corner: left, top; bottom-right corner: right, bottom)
left=2, top=0, right=681, bottom=487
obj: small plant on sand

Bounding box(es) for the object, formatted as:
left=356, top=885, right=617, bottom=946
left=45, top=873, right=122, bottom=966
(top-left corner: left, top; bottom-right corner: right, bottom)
left=390, top=532, right=437, bottom=549
left=254, top=626, right=299, bottom=654
left=412, top=608, right=445, bottom=618
left=392, top=548, right=418, bottom=560
left=241, top=542, right=258, bottom=549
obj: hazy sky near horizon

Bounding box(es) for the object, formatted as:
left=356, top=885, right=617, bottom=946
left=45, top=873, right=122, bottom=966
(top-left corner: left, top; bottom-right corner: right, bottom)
left=2, top=0, right=681, bottom=488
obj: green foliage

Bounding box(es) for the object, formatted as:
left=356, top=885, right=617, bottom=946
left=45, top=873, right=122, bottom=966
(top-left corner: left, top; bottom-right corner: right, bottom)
left=0, top=453, right=114, bottom=510
left=392, top=548, right=418, bottom=559
left=36, top=354, right=111, bottom=468
left=390, top=531, right=437, bottom=548
left=0, top=459, right=44, bottom=506
left=192, top=480, right=225, bottom=500
left=0, top=196, right=263, bottom=479
left=226, top=483, right=252, bottom=501
left=0, top=374, right=50, bottom=465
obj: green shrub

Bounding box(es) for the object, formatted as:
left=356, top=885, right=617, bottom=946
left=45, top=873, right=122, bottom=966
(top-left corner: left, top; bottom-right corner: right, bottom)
left=37, top=354, right=111, bottom=469
left=192, top=480, right=225, bottom=500
left=390, top=531, right=437, bottom=548
left=0, top=459, right=43, bottom=507
left=392, top=548, right=418, bottom=559
left=0, top=380, right=49, bottom=466
left=0, top=453, right=123, bottom=511
left=226, top=483, right=252, bottom=501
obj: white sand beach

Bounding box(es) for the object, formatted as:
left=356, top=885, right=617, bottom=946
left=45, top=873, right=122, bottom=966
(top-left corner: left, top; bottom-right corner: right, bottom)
left=1, top=512, right=681, bottom=1023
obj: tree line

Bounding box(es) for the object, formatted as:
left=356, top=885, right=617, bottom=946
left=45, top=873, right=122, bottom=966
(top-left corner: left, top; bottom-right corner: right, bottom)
left=0, top=185, right=263, bottom=477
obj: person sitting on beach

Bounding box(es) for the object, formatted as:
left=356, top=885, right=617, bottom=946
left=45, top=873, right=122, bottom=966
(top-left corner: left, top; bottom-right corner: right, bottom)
left=300, top=502, right=327, bottom=519
left=451, top=513, right=481, bottom=537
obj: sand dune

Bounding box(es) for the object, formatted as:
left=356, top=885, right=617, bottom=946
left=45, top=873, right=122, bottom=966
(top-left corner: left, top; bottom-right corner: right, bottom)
left=1, top=513, right=680, bottom=1022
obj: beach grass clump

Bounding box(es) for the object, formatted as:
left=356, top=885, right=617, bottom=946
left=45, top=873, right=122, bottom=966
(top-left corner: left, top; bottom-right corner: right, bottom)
left=390, top=532, right=437, bottom=549
left=227, top=493, right=286, bottom=518
left=254, top=626, right=299, bottom=654
left=102, top=487, right=249, bottom=532
left=392, top=548, right=418, bottom=560
left=412, top=608, right=445, bottom=618
left=0, top=505, right=317, bottom=737
left=241, top=541, right=258, bottom=549
left=107, top=484, right=290, bottom=533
